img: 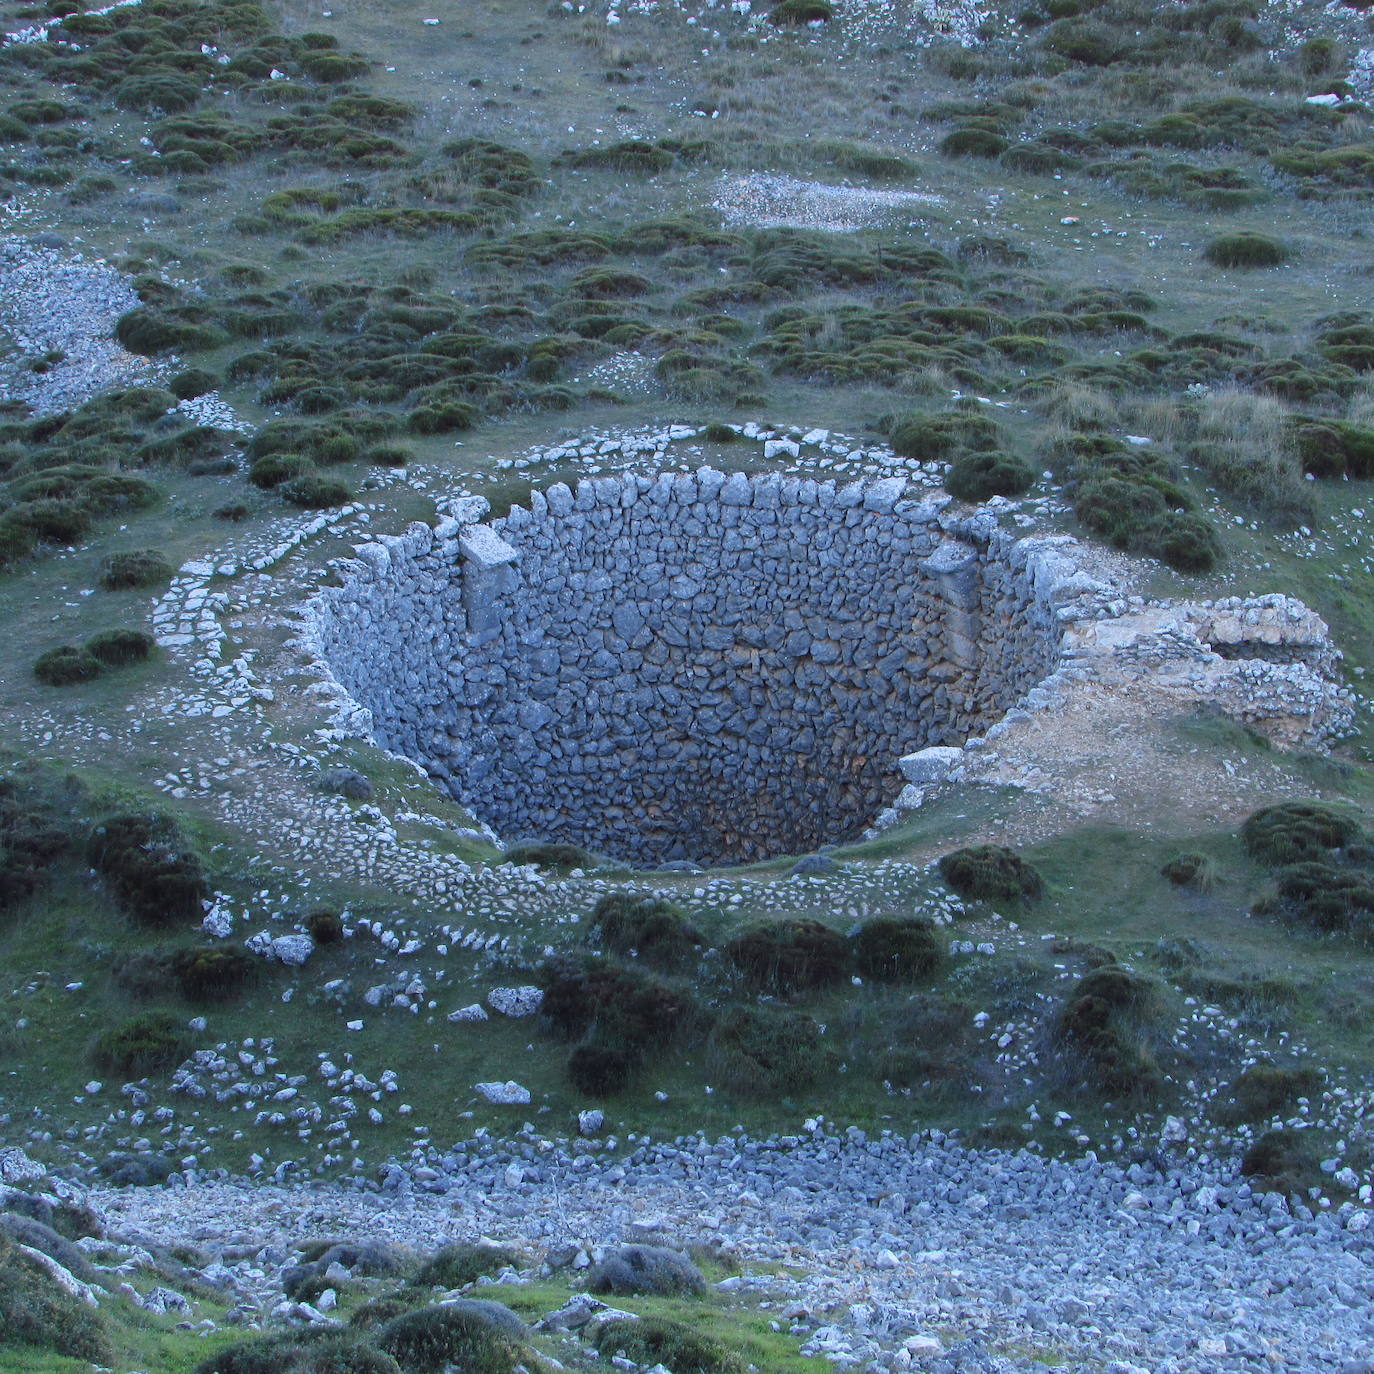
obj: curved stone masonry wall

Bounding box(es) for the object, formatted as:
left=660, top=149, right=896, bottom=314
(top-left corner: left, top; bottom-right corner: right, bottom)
left=311, top=470, right=1065, bottom=865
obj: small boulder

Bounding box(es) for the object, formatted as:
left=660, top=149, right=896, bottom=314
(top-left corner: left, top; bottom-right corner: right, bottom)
left=474, top=1081, right=531, bottom=1105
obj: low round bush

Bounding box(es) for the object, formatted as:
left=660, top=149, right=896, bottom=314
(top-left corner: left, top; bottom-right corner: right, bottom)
left=412, top=1242, right=521, bottom=1290
left=376, top=1302, right=527, bottom=1374
left=594, top=1317, right=745, bottom=1374
left=86, top=628, right=154, bottom=667
left=1218, top=1063, right=1323, bottom=1123
left=938, top=844, right=1043, bottom=903
left=98, top=549, right=174, bottom=590
left=945, top=451, right=1036, bottom=502
left=589, top=893, right=702, bottom=969
left=280, top=475, right=352, bottom=509
left=1160, top=852, right=1216, bottom=889
left=502, top=841, right=593, bottom=869
left=1241, top=801, right=1360, bottom=866
left=852, top=917, right=944, bottom=982
left=588, top=1245, right=706, bottom=1297
left=92, top=1011, right=185, bottom=1075
left=567, top=1043, right=635, bottom=1096
left=87, top=811, right=209, bottom=926
left=33, top=646, right=102, bottom=686
left=940, top=127, right=1009, bottom=158
left=725, top=917, right=849, bottom=993
left=170, top=945, right=258, bottom=1003
left=196, top=1329, right=401, bottom=1374
left=249, top=454, right=314, bottom=490
left=0, top=1231, right=110, bottom=1362
left=1055, top=966, right=1163, bottom=1099
left=1204, top=233, right=1287, bottom=269
left=306, top=908, right=344, bottom=944
left=768, top=0, right=833, bottom=20
left=169, top=368, right=219, bottom=399
left=1240, top=1128, right=1317, bottom=1191
left=538, top=957, right=692, bottom=1056
left=705, top=1005, right=827, bottom=1095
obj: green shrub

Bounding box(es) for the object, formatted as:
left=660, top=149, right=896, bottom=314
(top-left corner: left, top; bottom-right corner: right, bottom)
left=1272, top=861, right=1374, bottom=938
left=170, top=945, right=258, bottom=1003
left=376, top=1302, right=527, bottom=1374
left=196, top=1329, right=402, bottom=1374
left=1204, top=233, right=1287, bottom=269
left=945, top=451, right=1035, bottom=502
left=85, top=628, right=154, bottom=667
left=1160, top=852, right=1216, bottom=890
left=567, top=1042, right=635, bottom=1096
left=33, top=645, right=102, bottom=686
left=705, top=1006, right=827, bottom=1095
left=412, top=1242, right=520, bottom=1290
left=852, top=917, right=944, bottom=982
left=115, top=309, right=219, bottom=355
left=92, top=1011, right=186, bottom=1075
left=280, top=475, right=352, bottom=508
left=1240, top=1128, right=1318, bottom=1192
left=568, top=141, right=673, bottom=174
left=0, top=1230, right=110, bottom=1362
left=306, top=909, right=343, bottom=944
left=87, top=811, right=208, bottom=926
left=249, top=454, right=314, bottom=489
left=589, top=893, right=702, bottom=969
left=588, top=1246, right=706, bottom=1297
left=939, top=844, right=1043, bottom=903
left=114, top=73, right=203, bottom=113
left=890, top=410, right=1002, bottom=461
left=169, top=368, right=219, bottom=399
left=98, top=549, right=174, bottom=590
left=539, top=957, right=692, bottom=1056
left=1217, top=1063, right=1324, bottom=1123
left=768, top=0, right=833, bottom=23
left=940, top=127, right=1010, bottom=158
left=725, top=918, right=849, bottom=993
left=594, top=1317, right=744, bottom=1374
left=1241, top=801, right=1360, bottom=865
left=1055, top=965, right=1163, bottom=1099
left=502, top=841, right=593, bottom=869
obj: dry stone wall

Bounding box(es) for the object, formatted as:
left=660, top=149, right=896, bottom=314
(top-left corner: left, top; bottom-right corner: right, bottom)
left=311, top=471, right=1062, bottom=865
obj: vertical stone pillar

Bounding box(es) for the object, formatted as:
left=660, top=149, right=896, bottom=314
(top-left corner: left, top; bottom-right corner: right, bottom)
left=920, top=539, right=982, bottom=670
left=459, top=524, right=520, bottom=644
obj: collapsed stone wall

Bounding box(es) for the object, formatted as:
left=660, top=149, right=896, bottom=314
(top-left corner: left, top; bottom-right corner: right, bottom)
left=311, top=471, right=1062, bottom=865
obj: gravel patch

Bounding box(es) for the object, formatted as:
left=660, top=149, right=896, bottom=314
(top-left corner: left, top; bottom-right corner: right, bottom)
left=713, top=173, right=942, bottom=233
left=0, top=234, right=164, bottom=414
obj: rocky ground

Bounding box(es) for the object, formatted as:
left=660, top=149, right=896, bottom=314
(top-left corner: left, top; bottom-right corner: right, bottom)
left=8, top=1122, right=1374, bottom=1374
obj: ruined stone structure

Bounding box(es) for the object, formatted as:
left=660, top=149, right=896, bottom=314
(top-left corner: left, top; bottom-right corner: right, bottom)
left=310, top=471, right=1062, bottom=864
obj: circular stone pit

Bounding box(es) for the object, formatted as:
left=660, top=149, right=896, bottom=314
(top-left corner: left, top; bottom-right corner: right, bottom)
left=310, top=469, right=1064, bottom=866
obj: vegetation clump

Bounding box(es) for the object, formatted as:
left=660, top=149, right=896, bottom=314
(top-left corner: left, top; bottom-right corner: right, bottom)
left=725, top=917, right=849, bottom=993
left=0, top=1229, right=110, bottom=1362
left=1204, top=233, right=1288, bottom=268
left=588, top=892, right=702, bottom=969
left=851, top=917, right=944, bottom=982
left=1055, top=965, right=1165, bottom=1099
left=588, top=1245, right=706, bottom=1297
left=98, top=549, right=174, bottom=590
left=86, top=811, right=208, bottom=926
left=1241, top=802, right=1360, bottom=865
left=939, top=844, right=1043, bottom=903
left=594, top=1317, right=744, bottom=1374
left=91, top=1011, right=186, bottom=1076
left=412, top=1242, right=521, bottom=1290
